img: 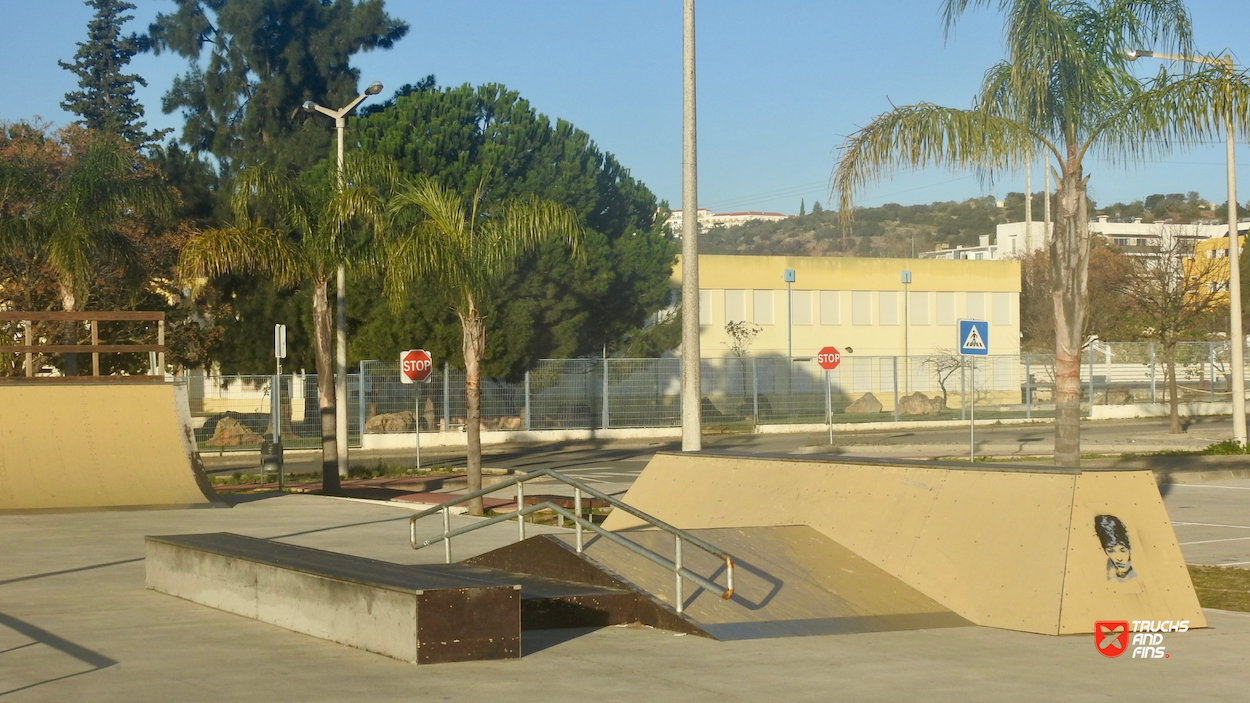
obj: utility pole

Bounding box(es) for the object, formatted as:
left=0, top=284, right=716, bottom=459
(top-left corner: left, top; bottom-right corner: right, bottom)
left=680, top=0, right=702, bottom=452
left=1024, top=157, right=1032, bottom=253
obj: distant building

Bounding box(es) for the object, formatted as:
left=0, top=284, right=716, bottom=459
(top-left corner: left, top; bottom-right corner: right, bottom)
left=1186, top=234, right=1247, bottom=300
left=674, top=254, right=1021, bottom=358
left=666, top=208, right=788, bottom=235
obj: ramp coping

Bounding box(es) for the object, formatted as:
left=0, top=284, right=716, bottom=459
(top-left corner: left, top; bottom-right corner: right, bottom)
left=669, top=451, right=1143, bottom=474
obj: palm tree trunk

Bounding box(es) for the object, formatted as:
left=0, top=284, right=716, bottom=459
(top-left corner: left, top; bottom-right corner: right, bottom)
left=312, top=277, right=340, bottom=492
left=1164, top=341, right=1181, bottom=434
left=58, top=283, right=79, bottom=377
left=1051, top=162, right=1091, bottom=467
left=462, top=306, right=485, bottom=516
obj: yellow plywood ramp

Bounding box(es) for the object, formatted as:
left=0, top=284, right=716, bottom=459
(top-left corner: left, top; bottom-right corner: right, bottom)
left=601, top=453, right=1202, bottom=635
left=0, top=383, right=218, bottom=511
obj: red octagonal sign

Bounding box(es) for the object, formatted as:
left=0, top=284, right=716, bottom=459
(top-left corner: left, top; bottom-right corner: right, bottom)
left=816, top=346, right=841, bottom=370
left=400, top=349, right=433, bottom=383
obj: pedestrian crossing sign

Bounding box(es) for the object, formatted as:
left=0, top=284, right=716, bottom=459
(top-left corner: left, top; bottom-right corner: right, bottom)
left=959, top=320, right=989, bottom=356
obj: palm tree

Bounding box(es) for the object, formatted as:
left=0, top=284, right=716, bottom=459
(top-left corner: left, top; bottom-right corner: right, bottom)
left=385, top=178, right=582, bottom=515
left=833, top=0, right=1202, bottom=466
left=1, top=127, right=171, bottom=372
left=179, top=155, right=398, bottom=490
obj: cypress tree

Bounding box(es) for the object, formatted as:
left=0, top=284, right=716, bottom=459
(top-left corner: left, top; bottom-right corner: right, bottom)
left=59, top=0, right=164, bottom=147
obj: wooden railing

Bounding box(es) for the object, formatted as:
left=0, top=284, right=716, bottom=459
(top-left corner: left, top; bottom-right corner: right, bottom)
left=0, top=311, right=165, bottom=381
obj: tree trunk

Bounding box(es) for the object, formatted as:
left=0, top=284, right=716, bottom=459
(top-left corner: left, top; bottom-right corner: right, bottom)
left=59, top=283, right=79, bottom=377
left=1050, top=164, right=1091, bottom=467
left=462, top=306, right=486, bottom=516
left=1164, top=341, right=1181, bottom=434
left=312, top=277, right=340, bottom=492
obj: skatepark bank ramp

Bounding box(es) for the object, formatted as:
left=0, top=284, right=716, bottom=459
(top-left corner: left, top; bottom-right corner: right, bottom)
left=601, top=452, right=1204, bottom=636
left=0, top=382, right=218, bottom=511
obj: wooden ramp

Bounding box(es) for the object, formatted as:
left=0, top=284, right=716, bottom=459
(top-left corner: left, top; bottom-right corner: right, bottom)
left=601, top=452, right=1205, bottom=636
left=0, top=383, right=218, bottom=511
left=467, top=526, right=969, bottom=640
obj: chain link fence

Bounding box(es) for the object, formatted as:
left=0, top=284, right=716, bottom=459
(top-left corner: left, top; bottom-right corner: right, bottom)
left=185, top=347, right=1250, bottom=451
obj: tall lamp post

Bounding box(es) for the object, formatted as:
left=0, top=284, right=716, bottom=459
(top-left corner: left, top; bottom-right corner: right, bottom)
left=680, top=0, right=702, bottom=452
left=302, top=81, right=384, bottom=477
left=1125, top=49, right=1246, bottom=446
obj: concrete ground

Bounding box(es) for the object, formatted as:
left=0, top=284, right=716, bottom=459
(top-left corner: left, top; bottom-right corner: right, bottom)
left=4, top=474, right=1250, bottom=701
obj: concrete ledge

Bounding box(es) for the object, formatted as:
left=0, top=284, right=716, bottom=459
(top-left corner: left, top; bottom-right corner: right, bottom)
left=361, top=426, right=682, bottom=449
left=145, top=533, right=521, bottom=664
left=1091, top=401, right=1247, bottom=420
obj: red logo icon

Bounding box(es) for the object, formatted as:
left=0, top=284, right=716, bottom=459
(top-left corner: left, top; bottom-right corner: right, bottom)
left=1096, top=621, right=1129, bottom=658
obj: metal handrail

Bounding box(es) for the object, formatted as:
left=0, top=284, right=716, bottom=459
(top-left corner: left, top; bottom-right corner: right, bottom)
left=407, top=468, right=735, bottom=613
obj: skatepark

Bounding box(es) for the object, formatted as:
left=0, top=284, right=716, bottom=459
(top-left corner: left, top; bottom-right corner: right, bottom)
left=2, top=375, right=1249, bottom=700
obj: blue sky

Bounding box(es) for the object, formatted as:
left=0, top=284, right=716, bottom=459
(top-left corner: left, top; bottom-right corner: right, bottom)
left=2, top=1, right=1248, bottom=215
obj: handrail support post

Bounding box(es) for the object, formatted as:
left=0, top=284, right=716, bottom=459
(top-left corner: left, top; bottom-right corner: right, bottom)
left=675, top=535, right=684, bottom=614
left=574, top=487, right=583, bottom=553
left=442, top=507, right=451, bottom=563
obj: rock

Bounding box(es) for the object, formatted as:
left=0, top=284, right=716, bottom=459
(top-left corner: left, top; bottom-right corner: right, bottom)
left=701, top=397, right=725, bottom=419
left=364, top=411, right=415, bottom=432
left=897, top=391, right=945, bottom=416
left=482, top=416, right=524, bottom=430
left=844, top=392, right=883, bottom=414
left=1105, top=388, right=1135, bottom=405
left=205, top=416, right=265, bottom=446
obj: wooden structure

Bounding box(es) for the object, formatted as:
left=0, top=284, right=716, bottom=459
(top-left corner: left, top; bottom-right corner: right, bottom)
left=0, top=311, right=165, bottom=380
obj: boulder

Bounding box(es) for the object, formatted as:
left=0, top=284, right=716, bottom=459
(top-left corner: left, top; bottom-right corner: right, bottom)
left=205, top=416, right=265, bottom=447
left=1105, top=387, right=1135, bottom=405
left=364, top=411, right=415, bottom=433
left=844, top=392, right=883, bottom=414
left=897, top=391, right=945, bottom=416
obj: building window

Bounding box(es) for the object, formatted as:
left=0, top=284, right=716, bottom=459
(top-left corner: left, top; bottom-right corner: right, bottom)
left=699, top=289, right=712, bottom=325
left=724, top=290, right=746, bottom=323
left=819, top=291, right=840, bottom=325
left=910, top=291, right=930, bottom=325
left=936, top=292, right=955, bottom=325
left=966, top=292, right=985, bottom=320
left=992, top=292, right=1011, bottom=326
left=791, top=290, right=812, bottom=325
left=879, top=291, right=899, bottom=325
left=753, top=290, right=774, bottom=325
left=852, top=291, right=872, bottom=325
left=1136, top=238, right=1148, bottom=247
left=1114, top=238, right=1129, bottom=246
left=974, top=253, right=984, bottom=260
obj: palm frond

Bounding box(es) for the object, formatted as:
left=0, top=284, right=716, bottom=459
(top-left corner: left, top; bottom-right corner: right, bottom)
left=833, top=103, right=1034, bottom=218
left=178, top=223, right=305, bottom=289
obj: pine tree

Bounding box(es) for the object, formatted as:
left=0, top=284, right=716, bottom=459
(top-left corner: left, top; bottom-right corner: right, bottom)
left=59, top=0, right=164, bottom=147
left=799, top=198, right=805, bottom=217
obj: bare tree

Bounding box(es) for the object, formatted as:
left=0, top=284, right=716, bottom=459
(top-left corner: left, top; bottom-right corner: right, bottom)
left=1119, top=227, right=1223, bottom=433
left=921, top=349, right=963, bottom=407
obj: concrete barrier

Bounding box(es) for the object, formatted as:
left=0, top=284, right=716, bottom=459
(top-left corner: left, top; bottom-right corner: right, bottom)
left=1091, top=401, right=1248, bottom=420
left=602, top=453, right=1203, bottom=636
left=0, top=383, right=218, bottom=511
left=146, top=533, right=522, bottom=664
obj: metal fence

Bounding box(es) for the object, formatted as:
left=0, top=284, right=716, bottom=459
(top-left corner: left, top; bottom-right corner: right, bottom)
left=185, top=346, right=1250, bottom=451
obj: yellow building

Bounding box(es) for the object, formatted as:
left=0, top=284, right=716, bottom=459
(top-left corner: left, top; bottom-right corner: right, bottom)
left=675, top=255, right=1021, bottom=358
left=1187, top=234, right=1245, bottom=302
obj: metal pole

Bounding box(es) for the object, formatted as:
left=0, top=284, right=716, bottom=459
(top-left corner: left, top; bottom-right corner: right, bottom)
left=1225, top=67, right=1247, bottom=443
left=443, top=361, right=451, bottom=432
left=442, top=507, right=452, bottom=564
left=825, top=367, right=832, bottom=445
left=679, top=0, right=702, bottom=452
left=675, top=535, right=684, bottom=614
left=91, top=320, right=100, bottom=376
left=1025, top=157, right=1032, bottom=251
left=415, top=382, right=421, bottom=472
left=1088, top=346, right=1095, bottom=412
left=277, top=359, right=284, bottom=491
left=903, top=281, right=909, bottom=392
left=786, top=280, right=793, bottom=360
left=960, top=359, right=966, bottom=420
left=1025, top=354, right=1032, bottom=420
left=969, top=358, right=975, bottom=462
left=751, top=357, right=759, bottom=426
left=23, top=320, right=32, bottom=377
left=1210, top=342, right=1216, bottom=403
left=358, top=360, right=366, bottom=445
left=602, top=352, right=609, bottom=429
left=524, top=369, right=531, bottom=431
left=892, top=357, right=899, bottom=422
left=574, top=487, right=584, bottom=553
left=517, top=482, right=525, bottom=541
left=335, top=117, right=349, bottom=479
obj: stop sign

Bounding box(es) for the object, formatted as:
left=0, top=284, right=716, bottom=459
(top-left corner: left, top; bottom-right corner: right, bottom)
left=816, top=346, right=841, bottom=370
left=400, top=349, right=433, bottom=383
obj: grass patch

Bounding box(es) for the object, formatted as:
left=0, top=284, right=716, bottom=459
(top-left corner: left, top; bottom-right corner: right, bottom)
left=1188, top=565, right=1250, bottom=612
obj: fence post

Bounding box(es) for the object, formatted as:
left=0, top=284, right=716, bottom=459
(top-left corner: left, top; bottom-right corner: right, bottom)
left=358, top=361, right=367, bottom=441
left=1150, top=343, right=1156, bottom=404
left=602, top=355, right=610, bottom=429
left=752, top=357, right=759, bottom=426
left=892, top=357, right=900, bottom=422
left=1025, top=354, right=1032, bottom=420
left=1088, top=347, right=1095, bottom=412
left=443, top=361, right=451, bottom=432
left=1209, top=342, right=1216, bottom=402
left=524, top=369, right=531, bottom=431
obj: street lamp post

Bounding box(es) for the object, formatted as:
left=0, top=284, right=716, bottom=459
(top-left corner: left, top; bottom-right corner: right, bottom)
left=1126, top=49, right=1246, bottom=445
left=302, top=81, right=384, bottom=478
left=680, top=0, right=701, bottom=452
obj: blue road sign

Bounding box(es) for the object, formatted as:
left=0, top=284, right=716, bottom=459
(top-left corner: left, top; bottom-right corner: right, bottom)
left=959, top=320, right=989, bottom=356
